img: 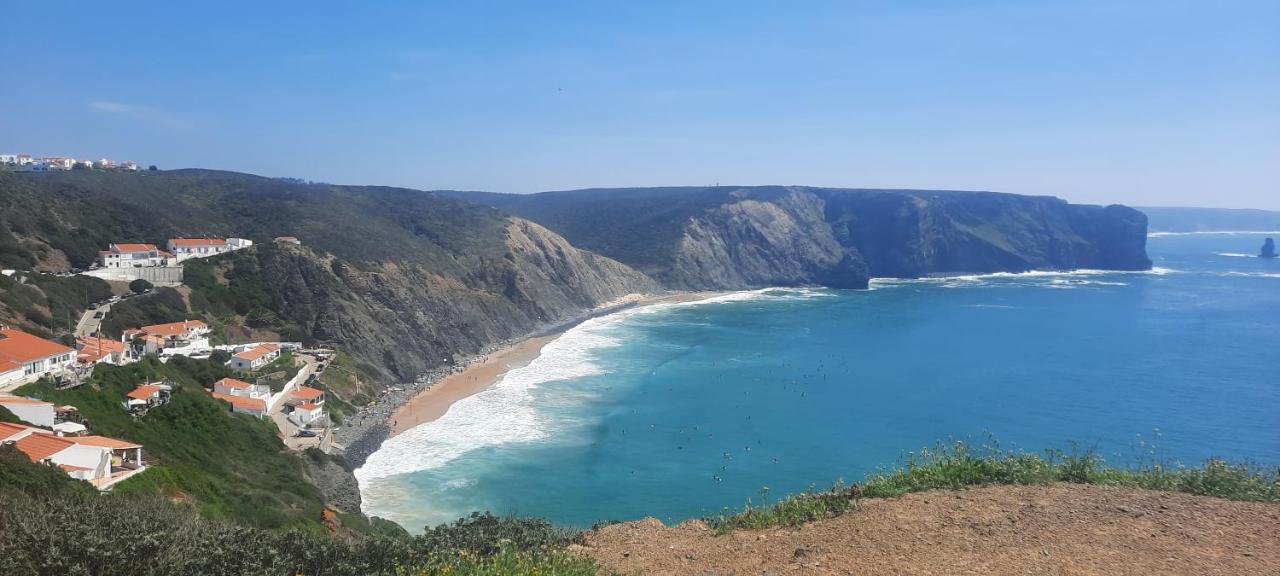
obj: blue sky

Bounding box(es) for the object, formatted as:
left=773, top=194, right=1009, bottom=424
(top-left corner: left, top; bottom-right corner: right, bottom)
left=2, top=1, right=1277, bottom=208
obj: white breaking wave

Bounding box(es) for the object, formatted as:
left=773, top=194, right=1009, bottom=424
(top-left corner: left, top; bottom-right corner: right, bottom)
left=356, top=287, right=830, bottom=489
left=1220, top=271, right=1280, bottom=279
left=1214, top=253, right=1255, bottom=258
left=355, top=314, right=626, bottom=485
left=869, top=267, right=1173, bottom=289
left=1149, top=230, right=1280, bottom=237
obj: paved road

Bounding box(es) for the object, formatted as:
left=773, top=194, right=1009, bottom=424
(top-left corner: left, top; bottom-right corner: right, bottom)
left=74, top=303, right=111, bottom=338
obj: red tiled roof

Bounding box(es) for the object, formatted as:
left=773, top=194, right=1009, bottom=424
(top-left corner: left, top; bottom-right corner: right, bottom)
left=211, top=392, right=266, bottom=412
left=0, top=327, right=75, bottom=364
left=126, top=385, right=163, bottom=401
left=112, top=243, right=158, bottom=252
left=0, top=359, right=20, bottom=373
left=13, top=433, right=75, bottom=462
left=0, top=394, right=51, bottom=406
left=215, top=377, right=252, bottom=390
left=133, top=320, right=207, bottom=337
left=74, top=435, right=142, bottom=450
left=0, top=421, right=36, bottom=442
left=169, top=238, right=226, bottom=247
left=291, top=386, right=324, bottom=400
left=77, top=349, right=110, bottom=364
left=233, top=343, right=280, bottom=362
left=77, top=337, right=125, bottom=365
left=296, top=402, right=321, bottom=411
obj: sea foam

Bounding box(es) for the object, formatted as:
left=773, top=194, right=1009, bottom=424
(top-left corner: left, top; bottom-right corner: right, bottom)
left=1149, top=230, right=1280, bottom=237
left=355, top=289, right=816, bottom=486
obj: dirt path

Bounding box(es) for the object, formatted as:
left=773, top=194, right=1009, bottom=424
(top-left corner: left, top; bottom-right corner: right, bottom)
left=580, top=484, right=1280, bottom=575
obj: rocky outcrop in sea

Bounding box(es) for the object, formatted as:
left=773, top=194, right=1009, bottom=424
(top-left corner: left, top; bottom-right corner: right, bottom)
left=1261, top=238, right=1277, bottom=259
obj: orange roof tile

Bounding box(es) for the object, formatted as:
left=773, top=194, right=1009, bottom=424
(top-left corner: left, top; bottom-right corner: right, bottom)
left=211, top=392, right=266, bottom=412
left=0, top=327, right=75, bottom=364
left=78, top=337, right=125, bottom=354
left=215, top=377, right=252, bottom=390
left=0, top=359, right=21, bottom=373
left=77, top=350, right=110, bottom=364
left=13, top=433, right=75, bottom=462
left=0, top=421, right=36, bottom=441
left=234, top=343, right=280, bottom=362
left=296, top=402, right=321, bottom=411
left=291, top=386, right=324, bottom=400
left=112, top=243, right=158, bottom=252
left=74, top=435, right=142, bottom=450
left=126, top=385, right=163, bottom=401
left=0, top=394, right=51, bottom=406
left=169, top=238, right=226, bottom=247
left=133, top=320, right=207, bottom=337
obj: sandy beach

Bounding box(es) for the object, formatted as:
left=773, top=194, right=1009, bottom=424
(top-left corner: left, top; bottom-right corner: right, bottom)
left=387, top=291, right=718, bottom=437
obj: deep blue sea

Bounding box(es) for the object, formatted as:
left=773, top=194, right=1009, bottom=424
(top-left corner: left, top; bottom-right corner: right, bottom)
left=356, top=233, right=1280, bottom=531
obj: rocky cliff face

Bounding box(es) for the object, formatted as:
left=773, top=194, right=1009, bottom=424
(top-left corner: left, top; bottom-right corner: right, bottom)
left=820, top=190, right=1152, bottom=277
left=205, top=219, right=654, bottom=382
left=668, top=190, right=867, bottom=289
left=451, top=186, right=1152, bottom=286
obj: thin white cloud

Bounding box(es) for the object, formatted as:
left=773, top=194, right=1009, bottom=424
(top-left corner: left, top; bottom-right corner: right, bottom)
left=88, top=100, right=191, bottom=130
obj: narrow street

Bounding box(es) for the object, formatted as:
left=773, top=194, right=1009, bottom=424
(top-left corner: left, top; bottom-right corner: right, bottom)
left=74, top=302, right=111, bottom=338
left=268, top=353, right=331, bottom=451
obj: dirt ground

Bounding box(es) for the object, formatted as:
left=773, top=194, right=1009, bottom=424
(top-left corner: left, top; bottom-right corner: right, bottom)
left=579, top=484, right=1280, bottom=575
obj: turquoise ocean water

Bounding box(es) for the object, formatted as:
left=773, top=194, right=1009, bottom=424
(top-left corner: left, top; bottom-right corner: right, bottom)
left=356, top=233, right=1280, bottom=531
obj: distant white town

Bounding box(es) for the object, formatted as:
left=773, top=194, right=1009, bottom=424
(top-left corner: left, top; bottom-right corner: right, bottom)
left=1, top=152, right=145, bottom=172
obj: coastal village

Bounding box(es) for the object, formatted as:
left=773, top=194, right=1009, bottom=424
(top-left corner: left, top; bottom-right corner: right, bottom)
left=0, top=152, right=145, bottom=172
left=0, top=232, right=336, bottom=490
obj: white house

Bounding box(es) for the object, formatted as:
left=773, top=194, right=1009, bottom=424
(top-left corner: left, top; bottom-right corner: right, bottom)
left=0, top=395, right=81, bottom=428
left=97, top=243, right=176, bottom=269
left=0, top=422, right=145, bottom=490
left=76, top=336, right=132, bottom=366
left=0, top=326, right=77, bottom=391
left=123, top=320, right=210, bottom=352
left=167, top=238, right=253, bottom=261
left=41, top=157, right=75, bottom=170
left=213, top=377, right=271, bottom=402
left=285, top=386, right=326, bottom=427
left=0, top=154, right=16, bottom=164
left=229, top=343, right=281, bottom=372
left=211, top=393, right=267, bottom=418
left=121, top=383, right=171, bottom=413
left=21, top=163, right=52, bottom=173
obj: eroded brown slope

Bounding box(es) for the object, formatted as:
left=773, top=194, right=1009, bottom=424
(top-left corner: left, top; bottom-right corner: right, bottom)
left=581, top=484, right=1279, bottom=575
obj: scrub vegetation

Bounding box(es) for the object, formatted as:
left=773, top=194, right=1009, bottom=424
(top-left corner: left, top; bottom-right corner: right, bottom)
left=710, top=441, right=1280, bottom=532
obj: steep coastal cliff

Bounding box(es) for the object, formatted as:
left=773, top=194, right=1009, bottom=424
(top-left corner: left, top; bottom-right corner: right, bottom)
left=0, top=172, right=1150, bottom=383
left=0, top=170, right=654, bottom=383
left=447, top=186, right=1152, bottom=288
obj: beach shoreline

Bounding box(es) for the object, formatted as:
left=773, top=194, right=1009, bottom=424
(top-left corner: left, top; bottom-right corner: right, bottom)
left=385, top=291, right=720, bottom=438
left=334, top=291, right=722, bottom=467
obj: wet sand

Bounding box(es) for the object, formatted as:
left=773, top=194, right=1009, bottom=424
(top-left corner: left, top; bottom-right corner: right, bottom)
left=387, top=291, right=718, bottom=436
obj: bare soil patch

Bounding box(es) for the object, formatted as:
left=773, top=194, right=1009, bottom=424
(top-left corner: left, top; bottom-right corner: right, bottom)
left=581, top=484, right=1279, bottom=575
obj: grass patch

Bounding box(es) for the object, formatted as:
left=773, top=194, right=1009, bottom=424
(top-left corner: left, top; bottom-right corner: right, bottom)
left=710, top=441, right=1280, bottom=533
left=15, top=356, right=328, bottom=531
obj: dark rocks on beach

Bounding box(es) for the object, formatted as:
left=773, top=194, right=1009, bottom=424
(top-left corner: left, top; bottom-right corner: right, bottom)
left=1261, top=238, right=1277, bottom=259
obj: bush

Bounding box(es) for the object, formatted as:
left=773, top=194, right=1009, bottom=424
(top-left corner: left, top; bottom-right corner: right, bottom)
left=415, top=512, right=581, bottom=557
left=709, top=441, right=1280, bottom=532
left=129, top=278, right=153, bottom=293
